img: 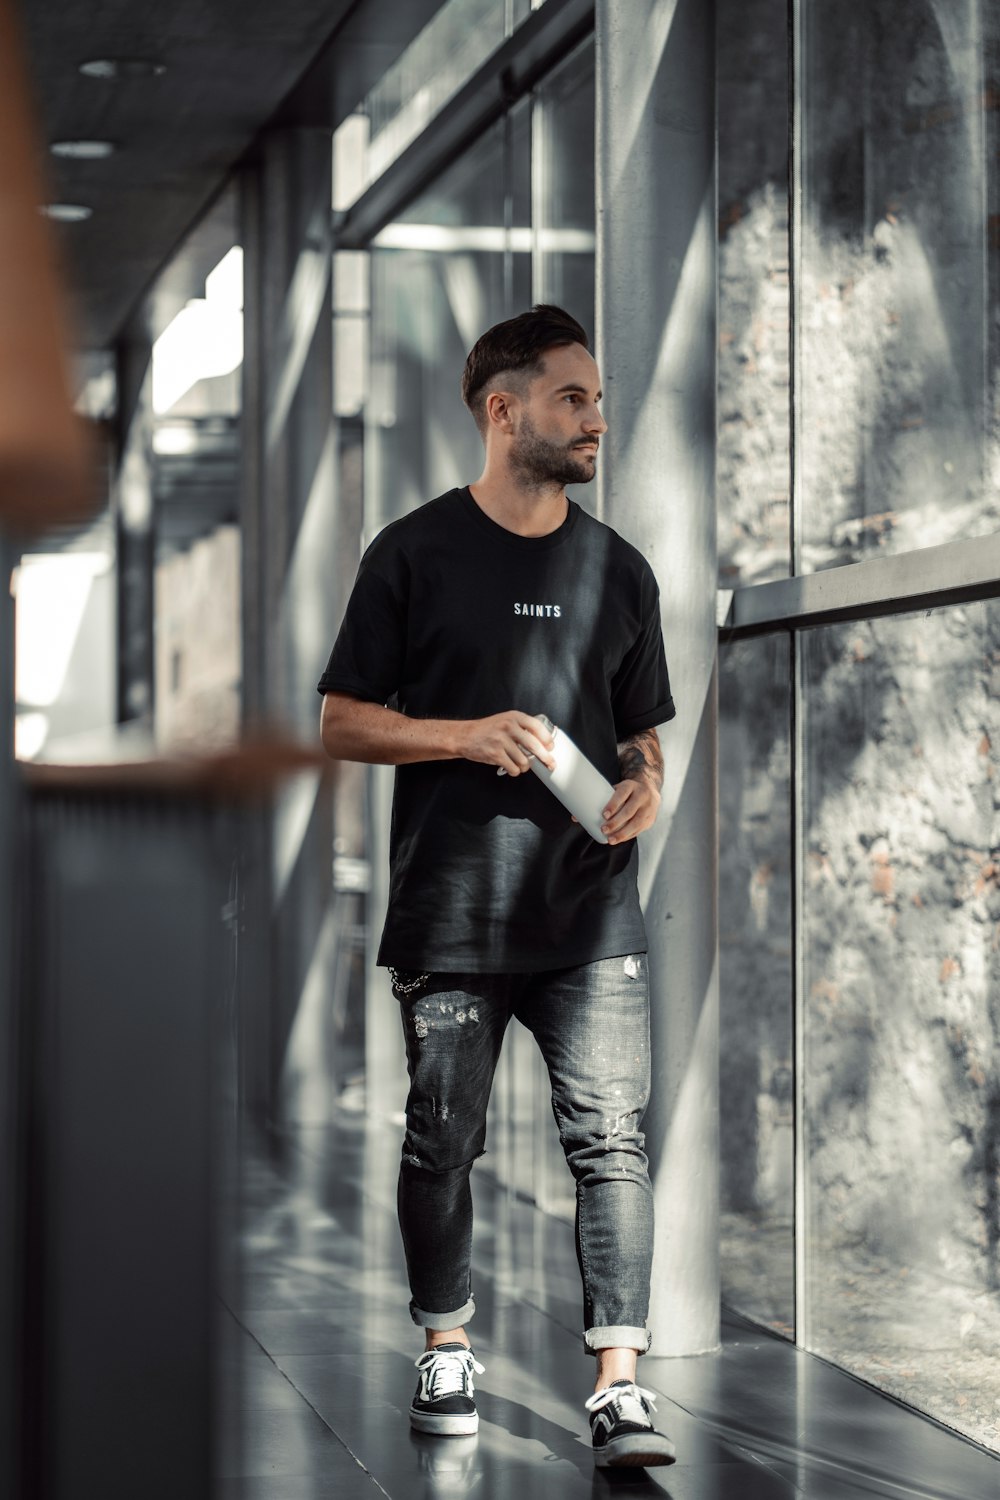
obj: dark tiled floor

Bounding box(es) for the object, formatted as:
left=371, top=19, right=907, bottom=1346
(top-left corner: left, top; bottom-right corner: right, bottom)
left=219, top=1117, right=1000, bottom=1499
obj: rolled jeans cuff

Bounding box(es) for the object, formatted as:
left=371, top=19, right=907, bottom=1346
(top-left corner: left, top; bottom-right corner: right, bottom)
left=585, top=1325, right=652, bottom=1355
left=410, top=1296, right=476, bottom=1331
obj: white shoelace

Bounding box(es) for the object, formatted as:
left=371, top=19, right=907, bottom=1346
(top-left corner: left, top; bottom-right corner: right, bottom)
left=585, top=1381, right=658, bottom=1425
left=415, top=1346, right=485, bottom=1402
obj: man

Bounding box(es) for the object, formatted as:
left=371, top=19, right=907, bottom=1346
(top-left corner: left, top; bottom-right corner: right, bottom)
left=318, top=305, right=677, bottom=1469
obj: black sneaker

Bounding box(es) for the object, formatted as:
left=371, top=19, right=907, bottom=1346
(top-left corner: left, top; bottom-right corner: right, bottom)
left=586, top=1378, right=677, bottom=1467
left=410, top=1343, right=485, bottom=1436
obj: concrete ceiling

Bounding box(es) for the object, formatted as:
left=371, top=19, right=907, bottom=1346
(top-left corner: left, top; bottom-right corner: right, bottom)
left=20, top=0, right=445, bottom=351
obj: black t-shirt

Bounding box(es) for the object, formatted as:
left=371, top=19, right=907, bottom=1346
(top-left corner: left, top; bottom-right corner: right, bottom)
left=317, top=487, right=675, bottom=972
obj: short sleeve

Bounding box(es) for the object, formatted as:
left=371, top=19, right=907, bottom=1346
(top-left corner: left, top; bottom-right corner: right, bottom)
left=610, top=567, right=676, bottom=738
left=317, top=533, right=408, bottom=703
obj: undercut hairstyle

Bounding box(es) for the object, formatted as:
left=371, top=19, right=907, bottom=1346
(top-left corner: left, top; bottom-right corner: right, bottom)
left=461, top=304, right=590, bottom=435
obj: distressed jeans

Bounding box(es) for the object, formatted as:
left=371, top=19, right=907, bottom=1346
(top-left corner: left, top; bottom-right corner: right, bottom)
left=394, top=955, right=654, bottom=1353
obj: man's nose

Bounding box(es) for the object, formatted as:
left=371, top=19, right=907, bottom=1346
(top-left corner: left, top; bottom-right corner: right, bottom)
left=583, top=406, right=608, bottom=435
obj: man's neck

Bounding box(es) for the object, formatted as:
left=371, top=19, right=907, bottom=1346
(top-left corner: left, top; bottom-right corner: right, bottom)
left=468, top=473, right=568, bottom=538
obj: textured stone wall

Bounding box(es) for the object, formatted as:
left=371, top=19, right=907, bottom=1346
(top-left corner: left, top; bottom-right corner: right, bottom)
left=717, top=0, right=790, bottom=587
left=717, top=0, right=1000, bottom=1450
left=803, top=611, right=1000, bottom=1290
left=798, top=0, right=1000, bottom=569
left=801, top=606, right=1000, bottom=1451
left=719, top=0, right=1000, bottom=581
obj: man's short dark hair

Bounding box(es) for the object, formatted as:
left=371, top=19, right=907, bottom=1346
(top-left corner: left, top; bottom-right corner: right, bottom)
left=461, top=304, right=590, bottom=434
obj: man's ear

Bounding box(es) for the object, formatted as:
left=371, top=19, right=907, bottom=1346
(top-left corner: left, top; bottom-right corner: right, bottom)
left=484, top=389, right=516, bottom=433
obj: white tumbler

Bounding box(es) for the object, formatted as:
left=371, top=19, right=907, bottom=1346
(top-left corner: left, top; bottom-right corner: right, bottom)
left=528, top=713, right=614, bottom=845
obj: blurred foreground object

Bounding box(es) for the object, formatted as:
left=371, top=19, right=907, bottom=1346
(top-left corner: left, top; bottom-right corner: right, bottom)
left=0, top=0, right=94, bottom=527
left=16, top=735, right=331, bottom=1497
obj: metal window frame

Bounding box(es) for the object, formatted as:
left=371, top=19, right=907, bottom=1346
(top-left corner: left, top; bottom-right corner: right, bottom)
left=729, top=0, right=1000, bottom=1357
left=733, top=533, right=1000, bottom=1360
left=788, top=0, right=807, bottom=1357
left=732, top=0, right=1000, bottom=1359
left=720, top=532, right=1000, bottom=1358
left=719, top=531, right=1000, bottom=642
left=334, top=0, right=595, bottom=250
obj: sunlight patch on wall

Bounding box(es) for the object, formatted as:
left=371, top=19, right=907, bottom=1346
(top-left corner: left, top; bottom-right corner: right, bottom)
left=152, top=246, right=244, bottom=416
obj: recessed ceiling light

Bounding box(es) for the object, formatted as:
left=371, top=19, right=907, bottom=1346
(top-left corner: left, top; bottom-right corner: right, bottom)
left=79, top=58, right=166, bottom=80
left=50, top=140, right=116, bottom=160
left=41, top=204, right=93, bottom=223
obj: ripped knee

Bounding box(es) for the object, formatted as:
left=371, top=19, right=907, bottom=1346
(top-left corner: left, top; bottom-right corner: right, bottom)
left=560, top=1107, right=649, bottom=1178
left=405, top=995, right=482, bottom=1041
left=400, top=1144, right=486, bottom=1174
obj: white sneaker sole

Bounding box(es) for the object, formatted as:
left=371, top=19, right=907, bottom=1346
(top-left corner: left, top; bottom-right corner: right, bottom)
left=409, top=1406, right=480, bottom=1436
left=595, top=1432, right=677, bottom=1467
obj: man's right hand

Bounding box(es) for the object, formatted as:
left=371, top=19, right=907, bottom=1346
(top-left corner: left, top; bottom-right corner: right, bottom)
left=457, top=712, right=556, bottom=777
left=320, top=694, right=557, bottom=772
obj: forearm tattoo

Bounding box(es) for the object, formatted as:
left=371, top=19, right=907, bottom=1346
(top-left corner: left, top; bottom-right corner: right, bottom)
left=617, top=727, right=664, bottom=791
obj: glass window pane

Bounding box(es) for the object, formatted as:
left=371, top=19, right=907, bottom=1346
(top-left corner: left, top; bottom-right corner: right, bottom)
left=368, top=111, right=530, bottom=529
left=798, top=3, right=998, bottom=571
left=719, top=633, right=794, bottom=1335
left=333, top=252, right=370, bottom=420
left=530, top=41, right=596, bottom=537
left=149, top=185, right=242, bottom=751
left=365, top=86, right=595, bottom=1225
left=532, top=39, right=595, bottom=331
left=333, top=0, right=550, bottom=209
left=717, top=0, right=791, bottom=587
left=802, top=603, right=1000, bottom=1451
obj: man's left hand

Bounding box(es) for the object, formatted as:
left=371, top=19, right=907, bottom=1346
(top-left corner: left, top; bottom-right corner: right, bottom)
left=600, top=777, right=661, bottom=845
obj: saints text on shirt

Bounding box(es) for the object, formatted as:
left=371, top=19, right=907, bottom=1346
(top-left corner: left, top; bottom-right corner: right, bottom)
left=514, top=603, right=562, bottom=617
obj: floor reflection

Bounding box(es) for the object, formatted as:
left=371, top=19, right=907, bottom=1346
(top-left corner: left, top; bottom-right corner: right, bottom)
left=219, top=1115, right=1000, bottom=1499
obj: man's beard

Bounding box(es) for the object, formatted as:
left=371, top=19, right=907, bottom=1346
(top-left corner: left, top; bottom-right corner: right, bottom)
left=510, top=414, right=597, bottom=486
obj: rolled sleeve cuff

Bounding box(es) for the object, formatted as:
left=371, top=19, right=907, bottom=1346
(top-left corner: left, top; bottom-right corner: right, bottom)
left=615, top=699, right=676, bottom=738
left=317, top=673, right=390, bottom=702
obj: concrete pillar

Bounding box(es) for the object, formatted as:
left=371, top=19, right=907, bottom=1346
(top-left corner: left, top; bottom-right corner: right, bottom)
left=240, top=129, right=339, bottom=1120
left=242, top=128, right=337, bottom=736
left=596, top=0, right=719, bottom=1356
